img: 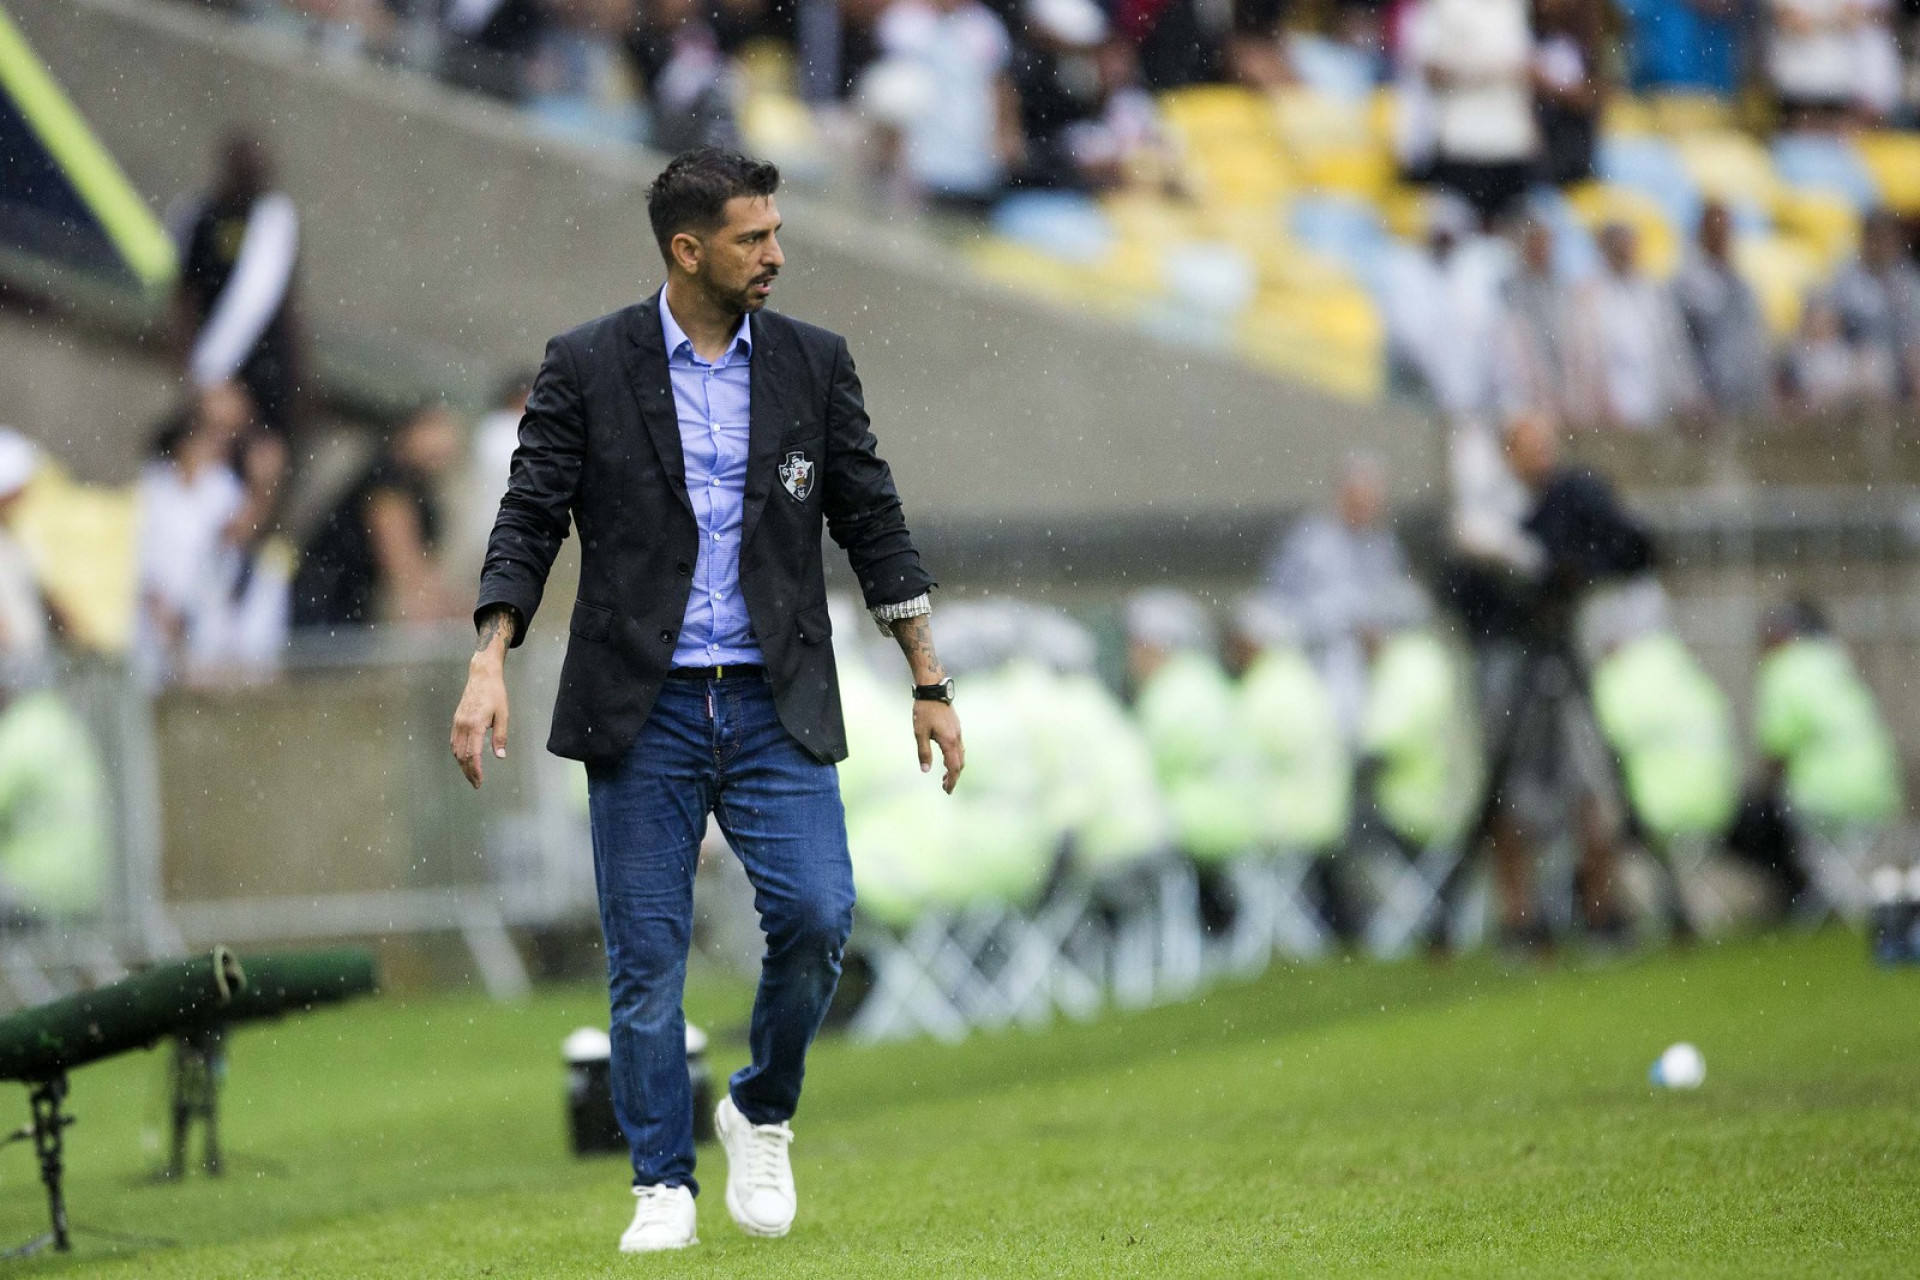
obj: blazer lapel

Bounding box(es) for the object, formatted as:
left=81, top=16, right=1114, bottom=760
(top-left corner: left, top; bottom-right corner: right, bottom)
left=624, top=289, right=691, bottom=513
left=741, top=310, right=786, bottom=547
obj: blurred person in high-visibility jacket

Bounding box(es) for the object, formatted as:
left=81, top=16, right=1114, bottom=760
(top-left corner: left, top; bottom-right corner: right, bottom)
left=1727, top=600, right=1902, bottom=914
left=0, top=682, right=107, bottom=925
left=1127, top=588, right=1259, bottom=931
left=1015, top=604, right=1169, bottom=880
left=1588, top=581, right=1739, bottom=934
left=1231, top=594, right=1356, bottom=941
left=1357, top=587, right=1479, bottom=857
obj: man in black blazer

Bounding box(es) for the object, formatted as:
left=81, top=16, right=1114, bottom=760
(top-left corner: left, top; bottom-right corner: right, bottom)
left=451, top=149, right=963, bottom=1254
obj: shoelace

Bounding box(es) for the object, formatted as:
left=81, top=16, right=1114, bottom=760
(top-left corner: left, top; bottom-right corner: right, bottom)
left=741, top=1120, right=795, bottom=1192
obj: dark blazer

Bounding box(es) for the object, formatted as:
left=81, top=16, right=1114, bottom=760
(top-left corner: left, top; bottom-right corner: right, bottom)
left=476, top=290, right=934, bottom=766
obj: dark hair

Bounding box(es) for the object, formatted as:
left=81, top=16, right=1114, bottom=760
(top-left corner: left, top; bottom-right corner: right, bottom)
left=646, top=148, right=780, bottom=263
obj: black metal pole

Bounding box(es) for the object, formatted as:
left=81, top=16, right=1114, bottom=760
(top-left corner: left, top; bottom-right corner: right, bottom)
left=31, top=1074, right=71, bottom=1253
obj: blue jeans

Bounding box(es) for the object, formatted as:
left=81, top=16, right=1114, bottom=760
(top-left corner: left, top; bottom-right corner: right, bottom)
left=586, top=675, right=854, bottom=1194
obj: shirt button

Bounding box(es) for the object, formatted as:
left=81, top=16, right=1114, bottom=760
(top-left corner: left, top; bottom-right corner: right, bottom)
left=711, top=532, right=720, bottom=541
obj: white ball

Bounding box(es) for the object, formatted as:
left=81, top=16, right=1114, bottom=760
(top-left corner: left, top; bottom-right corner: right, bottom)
left=1652, top=1042, right=1706, bottom=1089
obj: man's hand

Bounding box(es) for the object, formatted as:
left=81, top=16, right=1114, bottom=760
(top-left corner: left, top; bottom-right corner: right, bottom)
left=451, top=608, right=515, bottom=788
left=914, top=699, right=965, bottom=794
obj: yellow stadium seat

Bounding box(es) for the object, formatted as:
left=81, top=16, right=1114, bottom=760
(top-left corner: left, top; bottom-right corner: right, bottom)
left=1771, top=188, right=1859, bottom=269
left=1272, top=88, right=1389, bottom=198
left=1674, top=130, right=1779, bottom=207
left=739, top=93, right=822, bottom=169
left=15, top=463, right=136, bottom=652
left=1237, top=288, right=1384, bottom=401
left=1853, top=132, right=1920, bottom=215
left=1187, top=140, right=1292, bottom=208
left=1159, top=86, right=1278, bottom=147
left=1566, top=182, right=1681, bottom=278
left=1646, top=92, right=1736, bottom=135
left=1602, top=96, right=1655, bottom=136
left=1733, top=233, right=1823, bottom=337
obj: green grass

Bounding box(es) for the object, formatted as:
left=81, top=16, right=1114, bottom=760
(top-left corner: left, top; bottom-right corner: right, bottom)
left=4, top=931, right=1918, bottom=1277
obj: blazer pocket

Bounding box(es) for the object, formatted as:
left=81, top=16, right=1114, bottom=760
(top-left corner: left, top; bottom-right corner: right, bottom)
left=794, top=602, right=832, bottom=645
left=570, top=600, right=614, bottom=642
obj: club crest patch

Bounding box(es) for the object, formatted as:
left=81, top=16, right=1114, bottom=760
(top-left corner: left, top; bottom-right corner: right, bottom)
left=778, top=450, right=815, bottom=502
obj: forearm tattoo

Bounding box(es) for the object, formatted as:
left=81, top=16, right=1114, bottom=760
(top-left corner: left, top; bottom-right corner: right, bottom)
left=890, top=613, right=941, bottom=677
left=475, top=607, right=516, bottom=653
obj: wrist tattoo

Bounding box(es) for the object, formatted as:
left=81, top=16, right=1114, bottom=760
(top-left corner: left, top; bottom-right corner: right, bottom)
left=475, top=608, right=516, bottom=653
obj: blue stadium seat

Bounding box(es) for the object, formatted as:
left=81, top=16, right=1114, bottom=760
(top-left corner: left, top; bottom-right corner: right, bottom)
left=989, top=191, right=1113, bottom=264
left=1772, top=135, right=1881, bottom=212
left=1597, top=137, right=1701, bottom=237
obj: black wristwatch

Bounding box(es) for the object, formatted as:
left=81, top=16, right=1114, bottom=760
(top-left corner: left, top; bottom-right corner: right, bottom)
left=912, top=678, right=956, bottom=705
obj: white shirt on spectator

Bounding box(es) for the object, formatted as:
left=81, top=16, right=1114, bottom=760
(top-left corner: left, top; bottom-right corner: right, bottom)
left=1768, top=0, right=1854, bottom=103
left=875, top=0, right=1010, bottom=199
left=1384, top=236, right=1509, bottom=422
left=1577, top=271, right=1702, bottom=429
left=133, top=460, right=285, bottom=686
left=1408, top=0, right=1537, bottom=162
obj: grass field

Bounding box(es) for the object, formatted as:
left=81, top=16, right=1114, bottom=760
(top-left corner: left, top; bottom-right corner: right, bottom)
left=4, top=929, right=1917, bottom=1277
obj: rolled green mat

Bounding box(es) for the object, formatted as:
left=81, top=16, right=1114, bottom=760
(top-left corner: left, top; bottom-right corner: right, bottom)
left=0, top=948, right=243, bottom=1082
left=212, top=949, right=378, bottom=1026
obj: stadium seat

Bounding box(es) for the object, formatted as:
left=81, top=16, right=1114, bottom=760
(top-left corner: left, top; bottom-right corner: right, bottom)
left=1771, top=188, right=1860, bottom=269
left=1852, top=132, right=1920, bottom=215
left=1673, top=130, right=1780, bottom=211
left=990, top=192, right=1114, bottom=265
left=1732, top=232, right=1823, bottom=337
left=1597, top=137, right=1701, bottom=236
left=1771, top=135, right=1881, bottom=212
left=1566, top=182, right=1681, bottom=277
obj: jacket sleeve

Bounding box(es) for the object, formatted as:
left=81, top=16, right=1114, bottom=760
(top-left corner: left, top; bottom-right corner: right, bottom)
left=475, top=335, right=585, bottom=646
left=821, top=335, right=935, bottom=608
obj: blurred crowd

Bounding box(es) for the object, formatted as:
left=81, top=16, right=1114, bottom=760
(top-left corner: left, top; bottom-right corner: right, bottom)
left=1388, top=194, right=1920, bottom=431
left=193, top=0, right=1920, bottom=193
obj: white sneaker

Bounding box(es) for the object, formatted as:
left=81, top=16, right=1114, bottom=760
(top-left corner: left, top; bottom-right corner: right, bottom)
left=715, top=1093, right=797, bottom=1238
left=619, top=1184, right=697, bottom=1253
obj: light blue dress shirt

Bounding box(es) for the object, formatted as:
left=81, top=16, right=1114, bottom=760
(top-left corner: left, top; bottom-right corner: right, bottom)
left=660, top=291, right=764, bottom=668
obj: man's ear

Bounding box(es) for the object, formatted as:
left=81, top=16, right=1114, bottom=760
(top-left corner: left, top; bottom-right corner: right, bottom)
left=670, top=230, right=703, bottom=275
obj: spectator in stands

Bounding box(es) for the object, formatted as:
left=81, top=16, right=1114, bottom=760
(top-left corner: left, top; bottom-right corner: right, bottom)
left=863, top=0, right=1022, bottom=214
left=1531, top=0, right=1603, bottom=186
left=0, top=431, right=58, bottom=681
left=1786, top=298, right=1898, bottom=411
left=1498, top=216, right=1581, bottom=422
left=0, top=681, right=108, bottom=925
left=1844, top=0, right=1905, bottom=123
left=1122, top=0, right=1233, bottom=90
left=1727, top=599, right=1902, bottom=915
left=1615, top=0, right=1742, bottom=98
left=293, top=402, right=464, bottom=630
left=132, top=382, right=291, bottom=688
left=626, top=0, right=745, bottom=153
left=172, top=134, right=303, bottom=444
left=1406, top=0, right=1540, bottom=225
left=1384, top=195, right=1508, bottom=421
left=1569, top=222, right=1703, bottom=429
left=1672, top=200, right=1774, bottom=425
left=1822, top=210, right=1920, bottom=401
left=1262, top=452, right=1416, bottom=741
left=1007, top=0, right=1114, bottom=190
left=1766, top=0, right=1871, bottom=126
left=440, top=0, right=550, bottom=101
left=466, top=368, right=535, bottom=565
